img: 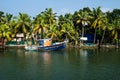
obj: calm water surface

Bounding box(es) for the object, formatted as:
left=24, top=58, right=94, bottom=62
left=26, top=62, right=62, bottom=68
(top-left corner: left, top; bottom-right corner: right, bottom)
left=0, top=48, right=120, bottom=80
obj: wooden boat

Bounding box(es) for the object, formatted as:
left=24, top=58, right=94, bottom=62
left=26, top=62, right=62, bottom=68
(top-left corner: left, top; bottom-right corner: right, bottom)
left=37, top=38, right=66, bottom=51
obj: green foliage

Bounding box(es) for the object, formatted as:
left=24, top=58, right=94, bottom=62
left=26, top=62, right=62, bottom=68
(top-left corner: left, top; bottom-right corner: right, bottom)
left=0, top=7, right=120, bottom=45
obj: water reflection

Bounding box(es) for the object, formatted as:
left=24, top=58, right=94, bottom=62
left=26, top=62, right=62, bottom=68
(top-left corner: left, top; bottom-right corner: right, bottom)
left=80, top=49, right=88, bottom=57
left=43, top=52, right=51, bottom=65
left=1, top=48, right=120, bottom=80
left=79, top=49, right=88, bottom=65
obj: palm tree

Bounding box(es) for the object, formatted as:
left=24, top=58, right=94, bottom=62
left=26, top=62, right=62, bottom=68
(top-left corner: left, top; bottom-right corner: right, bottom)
left=76, top=10, right=91, bottom=37
left=110, top=18, right=120, bottom=44
left=33, top=14, right=48, bottom=39
left=60, top=22, right=75, bottom=42
left=91, top=6, right=105, bottom=43
left=0, top=13, right=14, bottom=46
left=14, top=13, right=32, bottom=37
left=100, top=18, right=109, bottom=44
left=0, top=24, right=12, bottom=41
left=42, top=8, right=57, bottom=25
left=46, top=24, right=60, bottom=41
left=4, top=13, right=13, bottom=24
left=0, top=11, right=5, bottom=24
left=58, top=13, right=73, bottom=31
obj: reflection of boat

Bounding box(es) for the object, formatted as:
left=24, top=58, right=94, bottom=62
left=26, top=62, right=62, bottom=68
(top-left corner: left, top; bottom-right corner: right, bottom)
left=38, top=38, right=66, bottom=51
left=25, top=45, right=38, bottom=51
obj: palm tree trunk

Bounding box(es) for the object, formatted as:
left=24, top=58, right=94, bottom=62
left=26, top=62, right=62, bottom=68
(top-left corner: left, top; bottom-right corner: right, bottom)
left=93, top=27, right=97, bottom=43
left=100, top=29, right=106, bottom=45
left=82, top=26, right=84, bottom=37
left=81, top=26, right=84, bottom=45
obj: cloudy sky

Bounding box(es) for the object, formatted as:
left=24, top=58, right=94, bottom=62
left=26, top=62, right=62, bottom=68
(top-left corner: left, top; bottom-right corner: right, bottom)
left=0, top=0, right=120, bottom=17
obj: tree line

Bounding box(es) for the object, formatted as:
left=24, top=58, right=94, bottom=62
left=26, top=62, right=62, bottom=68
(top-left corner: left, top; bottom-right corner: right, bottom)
left=0, top=6, right=120, bottom=45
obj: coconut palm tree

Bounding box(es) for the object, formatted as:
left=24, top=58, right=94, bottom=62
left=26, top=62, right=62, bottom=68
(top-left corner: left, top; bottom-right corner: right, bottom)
left=110, top=18, right=120, bottom=43
left=0, top=11, right=5, bottom=24
left=46, top=24, right=60, bottom=41
left=42, top=8, right=57, bottom=25
left=14, top=13, right=32, bottom=37
left=91, top=6, right=105, bottom=43
left=0, top=24, right=12, bottom=41
left=100, top=17, right=110, bottom=44
left=76, top=10, right=91, bottom=37
left=4, top=13, right=13, bottom=24
left=60, top=22, right=75, bottom=42
left=0, top=13, right=14, bottom=45
left=58, top=13, right=73, bottom=31
left=33, top=14, right=48, bottom=39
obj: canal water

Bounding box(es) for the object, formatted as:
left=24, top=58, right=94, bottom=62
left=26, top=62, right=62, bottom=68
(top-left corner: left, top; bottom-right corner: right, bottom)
left=0, top=48, right=120, bottom=80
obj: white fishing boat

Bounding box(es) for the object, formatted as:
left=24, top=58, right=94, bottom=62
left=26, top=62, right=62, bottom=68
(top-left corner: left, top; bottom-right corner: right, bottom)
left=25, top=45, right=38, bottom=51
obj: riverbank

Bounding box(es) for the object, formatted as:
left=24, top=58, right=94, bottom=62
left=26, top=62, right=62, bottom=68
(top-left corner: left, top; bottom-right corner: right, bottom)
left=67, top=44, right=119, bottom=49
left=1, top=43, right=119, bottom=50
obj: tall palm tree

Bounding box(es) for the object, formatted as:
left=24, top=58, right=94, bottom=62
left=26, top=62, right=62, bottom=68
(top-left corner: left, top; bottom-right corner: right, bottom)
left=42, top=8, right=57, bottom=25
left=0, top=24, right=12, bottom=41
left=14, top=13, right=31, bottom=37
left=46, top=24, right=60, bottom=41
left=0, top=13, right=14, bottom=45
left=33, top=14, right=48, bottom=39
left=58, top=13, right=73, bottom=31
left=76, top=11, right=91, bottom=37
left=100, top=18, right=109, bottom=44
left=110, top=18, right=120, bottom=42
left=91, top=6, right=105, bottom=43
left=60, top=22, right=75, bottom=42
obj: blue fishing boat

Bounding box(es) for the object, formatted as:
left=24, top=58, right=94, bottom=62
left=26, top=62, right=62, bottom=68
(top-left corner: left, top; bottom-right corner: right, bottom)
left=37, top=38, right=67, bottom=51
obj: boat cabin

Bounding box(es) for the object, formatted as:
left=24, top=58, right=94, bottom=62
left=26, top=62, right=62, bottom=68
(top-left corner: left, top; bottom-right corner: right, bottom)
left=38, top=38, right=52, bottom=47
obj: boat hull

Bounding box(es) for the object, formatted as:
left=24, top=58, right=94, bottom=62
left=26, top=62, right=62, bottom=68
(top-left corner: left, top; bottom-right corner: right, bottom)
left=38, top=42, right=66, bottom=51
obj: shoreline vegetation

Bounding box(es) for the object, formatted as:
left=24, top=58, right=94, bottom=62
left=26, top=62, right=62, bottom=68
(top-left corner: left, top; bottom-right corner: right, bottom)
left=0, top=6, right=120, bottom=50
left=1, top=43, right=119, bottom=50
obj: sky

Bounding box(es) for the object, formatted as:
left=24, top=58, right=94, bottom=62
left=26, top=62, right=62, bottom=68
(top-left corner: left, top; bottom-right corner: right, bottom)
left=0, top=0, right=120, bottom=17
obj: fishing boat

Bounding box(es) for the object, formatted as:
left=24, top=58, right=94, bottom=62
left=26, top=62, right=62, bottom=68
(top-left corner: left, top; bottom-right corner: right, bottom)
left=37, top=38, right=67, bottom=51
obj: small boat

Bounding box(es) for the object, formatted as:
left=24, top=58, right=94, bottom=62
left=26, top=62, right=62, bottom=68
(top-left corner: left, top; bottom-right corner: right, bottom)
left=37, top=38, right=67, bottom=51
left=25, top=45, right=38, bottom=51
